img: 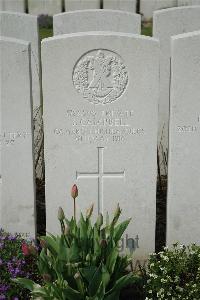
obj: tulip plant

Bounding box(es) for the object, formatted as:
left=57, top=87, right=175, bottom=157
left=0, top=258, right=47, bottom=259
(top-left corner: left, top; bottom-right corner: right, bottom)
left=14, top=185, right=139, bottom=300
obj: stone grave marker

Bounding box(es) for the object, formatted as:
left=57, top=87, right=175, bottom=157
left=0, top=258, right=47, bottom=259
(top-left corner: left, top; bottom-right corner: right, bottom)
left=167, top=31, right=200, bottom=246
left=140, top=0, right=177, bottom=21
left=0, top=36, right=35, bottom=236
left=65, top=0, right=100, bottom=11
left=103, top=0, right=137, bottom=13
left=0, top=0, right=25, bottom=12
left=178, top=0, right=200, bottom=6
left=0, top=12, right=41, bottom=111
left=54, top=10, right=141, bottom=35
left=153, top=6, right=200, bottom=174
left=28, top=0, right=62, bottom=15
left=42, top=32, right=159, bottom=262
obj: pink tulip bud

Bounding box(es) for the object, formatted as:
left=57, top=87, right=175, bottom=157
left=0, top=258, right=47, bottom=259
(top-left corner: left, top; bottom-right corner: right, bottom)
left=21, top=243, right=30, bottom=256
left=71, top=184, right=78, bottom=199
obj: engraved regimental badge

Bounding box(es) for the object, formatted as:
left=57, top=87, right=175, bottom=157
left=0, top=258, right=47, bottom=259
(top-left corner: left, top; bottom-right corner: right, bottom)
left=73, top=49, right=128, bottom=105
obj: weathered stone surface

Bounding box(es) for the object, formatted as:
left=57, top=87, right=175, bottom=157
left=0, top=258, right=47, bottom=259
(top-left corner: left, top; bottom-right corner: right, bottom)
left=0, top=12, right=41, bottom=111
left=28, top=0, right=62, bottom=15
left=42, top=32, right=159, bottom=261
left=103, top=0, right=137, bottom=12
left=167, top=31, right=200, bottom=246
left=54, top=10, right=141, bottom=35
left=0, top=0, right=25, bottom=12
left=0, top=37, right=35, bottom=236
left=178, top=0, right=200, bottom=5
left=65, top=0, right=100, bottom=11
left=153, top=6, right=200, bottom=174
left=140, top=0, right=177, bottom=21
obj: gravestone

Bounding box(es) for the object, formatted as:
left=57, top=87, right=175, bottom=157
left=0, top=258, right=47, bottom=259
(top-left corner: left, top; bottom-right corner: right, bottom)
left=103, top=0, right=137, bottom=13
left=42, top=32, right=159, bottom=262
left=178, top=0, right=200, bottom=5
left=28, top=0, right=62, bottom=15
left=65, top=0, right=100, bottom=11
left=0, top=12, right=41, bottom=111
left=167, top=31, right=200, bottom=246
left=0, top=0, right=25, bottom=12
left=140, top=0, right=177, bottom=21
left=0, top=36, right=35, bottom=236
left=54, top=10, right=141, bottom=35
left=153, top=6, right=200, bottom=174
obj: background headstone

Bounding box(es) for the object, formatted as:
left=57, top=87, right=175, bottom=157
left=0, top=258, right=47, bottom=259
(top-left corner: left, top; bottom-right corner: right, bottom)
left=0, top=36, right=35, bottom=236
left=54, top=10, right=141, bottom=35
left=103, top=0, right=137, bottom=13
left=153, top=6, right=200, bottom=174
left=65, top=0, right=100, bottom=11
left=0, top=12, right=41, bottom=111
left=0, top=0, right=25, bottom=12
left=178, top=0, right=200, bottom=6
left=140, top=0, right=177, bottom=21
left=42, top=32, right=159, bottom=262
left=167, top=31, right=200, bottom=246
left=28, top=0, right=62, bottom=15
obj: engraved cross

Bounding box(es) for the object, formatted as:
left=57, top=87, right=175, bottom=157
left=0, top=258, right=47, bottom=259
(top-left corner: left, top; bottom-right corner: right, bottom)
left=76, top=147, right=125, bottom=213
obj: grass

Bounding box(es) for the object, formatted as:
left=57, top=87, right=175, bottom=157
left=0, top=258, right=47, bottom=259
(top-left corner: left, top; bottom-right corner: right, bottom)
left=39, top=28, right=53, bottom=41
left=39, top=23, right=153, bottom=41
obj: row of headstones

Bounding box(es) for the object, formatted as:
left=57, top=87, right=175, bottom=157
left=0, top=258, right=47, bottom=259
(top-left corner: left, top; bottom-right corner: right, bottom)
left=1, top=0, right=200, bottom=20
left=1, top=6, right=200, bottom=263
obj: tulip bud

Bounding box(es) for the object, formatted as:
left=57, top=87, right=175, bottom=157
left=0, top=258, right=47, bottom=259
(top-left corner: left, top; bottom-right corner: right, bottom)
left=21, top=243, right=30, bottom=256
left=86, top=254, right=91, bottom=262
left=74, top=272, right=81, bottom=280
left=40, top=239, right=47, bottom=249
left=100, top=239, right=107, bottom=248
left=96, top=213, right=103, bottom=228
left=112, top=203, right=122, bottom=225
left=58, top=207, right=65, bottom=221
left=86, top=203, right=94, bottom=219
left=42, top=273, right=51, bottom=282
left=71, top=184, right=78, bottom=199
left=29, top=245, right=37, bottom=256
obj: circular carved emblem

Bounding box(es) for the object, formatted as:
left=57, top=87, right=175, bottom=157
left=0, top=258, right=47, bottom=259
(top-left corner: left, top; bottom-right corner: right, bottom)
left=72, top=49, right=128, bottom=105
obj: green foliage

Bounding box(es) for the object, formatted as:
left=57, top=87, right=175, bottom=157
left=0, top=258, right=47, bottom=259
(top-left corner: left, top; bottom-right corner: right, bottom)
left=15, top=205, right=138, bottom=299
left=145, top=243, right=200, bottom=299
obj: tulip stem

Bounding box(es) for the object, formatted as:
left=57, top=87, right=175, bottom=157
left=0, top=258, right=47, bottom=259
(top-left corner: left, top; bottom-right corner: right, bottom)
left=73, top=198, right=76, bottom=221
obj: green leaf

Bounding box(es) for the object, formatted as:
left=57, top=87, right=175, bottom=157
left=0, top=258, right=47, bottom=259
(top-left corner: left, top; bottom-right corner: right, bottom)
left=106, top=274, right=135, bottom=296
left=88, top=264, right=103, bottom=296
left=62, top=285, right=82, bottom=300
left=42, top=235, right=59, bottom=255
left=104, top=291, right=120, bottom=300
left=12, top=278, right=36, bottom=291
left=113, top=219, right=131, bottom=243
left=106, top=248, right=118, bottom=274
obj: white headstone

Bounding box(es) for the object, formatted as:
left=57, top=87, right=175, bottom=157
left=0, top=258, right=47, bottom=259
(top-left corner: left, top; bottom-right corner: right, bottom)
left=140, top=0, right=177, bottom=21
left=42, top=32, right=159, bottom=262
left=0, top=0, right=25, bottom=12
left=54, top=10, right=141, bottom=35
left=178, top=0, right=200, bottom=5
left=28, top=0, right=62, bottom=15
left=0, top=12, right=41, bottom=111
left=167, top=31, right=200, bottom=246
left=103, top=0, right=137, bottom=13
left=0, top=36, right=35, bottom=236
left=65, top=0, right=100, bottom=10
left=153, top=7, right=200, bottom=174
